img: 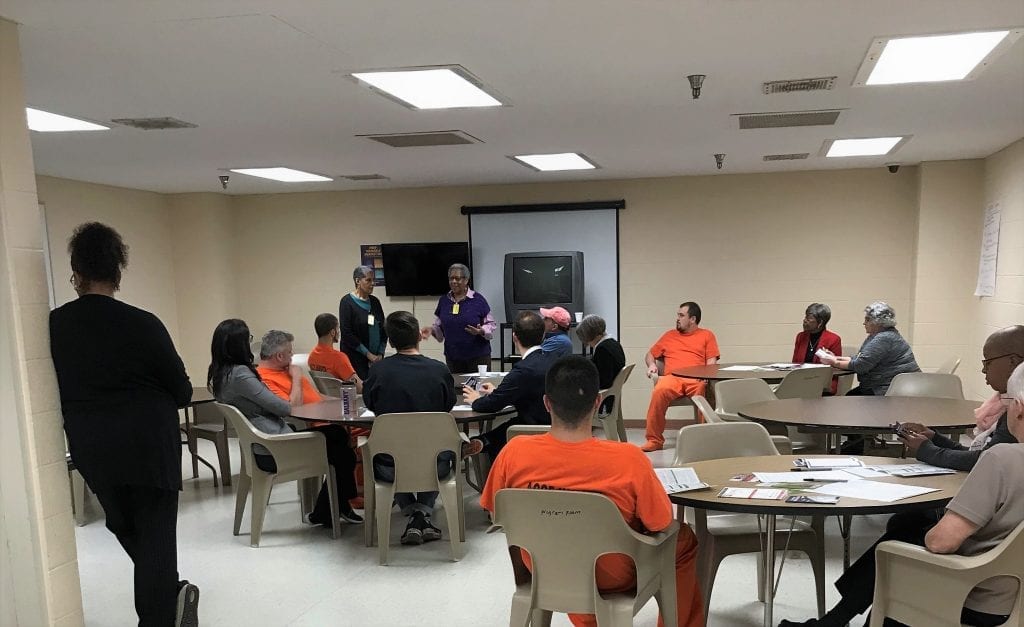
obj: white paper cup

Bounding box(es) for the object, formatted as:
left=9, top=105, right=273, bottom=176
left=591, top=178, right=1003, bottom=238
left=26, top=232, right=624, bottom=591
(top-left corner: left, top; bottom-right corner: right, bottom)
left=477, top=364, right=488, bottom=376
left=575, top=312, right=584, bottom=323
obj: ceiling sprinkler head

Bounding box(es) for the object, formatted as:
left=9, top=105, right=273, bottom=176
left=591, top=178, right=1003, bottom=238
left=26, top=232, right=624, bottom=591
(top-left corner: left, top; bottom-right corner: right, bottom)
left=218, top=175, right=229, bottom=189
left=687, top=74, right=706, bottom=99
left=714, top=153, right=725, bottom=170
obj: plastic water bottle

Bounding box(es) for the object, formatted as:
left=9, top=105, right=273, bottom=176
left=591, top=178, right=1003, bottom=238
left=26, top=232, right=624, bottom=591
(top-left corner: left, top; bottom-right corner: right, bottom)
left=340, top=383, right=357, bottom=420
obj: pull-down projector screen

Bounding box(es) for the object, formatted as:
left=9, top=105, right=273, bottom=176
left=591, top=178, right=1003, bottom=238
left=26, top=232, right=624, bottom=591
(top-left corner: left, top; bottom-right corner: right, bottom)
left=467, top=206, right=619, bottom=359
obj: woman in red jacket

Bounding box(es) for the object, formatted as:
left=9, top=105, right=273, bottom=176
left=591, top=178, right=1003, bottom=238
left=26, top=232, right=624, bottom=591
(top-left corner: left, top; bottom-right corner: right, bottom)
left=793, top=303, right=842, bottom=394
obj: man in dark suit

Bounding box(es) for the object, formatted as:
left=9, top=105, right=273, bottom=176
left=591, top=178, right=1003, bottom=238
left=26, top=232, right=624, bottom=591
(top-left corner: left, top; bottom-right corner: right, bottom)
left=464, top=310, right=554, bottom=457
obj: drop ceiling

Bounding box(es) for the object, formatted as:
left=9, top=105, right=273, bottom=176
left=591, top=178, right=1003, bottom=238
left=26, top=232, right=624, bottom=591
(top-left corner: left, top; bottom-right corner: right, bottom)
left=2, top=0, right=1022, bottom=194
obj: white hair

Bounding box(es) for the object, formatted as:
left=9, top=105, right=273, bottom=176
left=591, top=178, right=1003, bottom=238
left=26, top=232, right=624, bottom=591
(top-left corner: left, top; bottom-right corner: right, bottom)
left=1008, top=363, right=1024, bottom=403
left=864, top=301, right=897, bottom=328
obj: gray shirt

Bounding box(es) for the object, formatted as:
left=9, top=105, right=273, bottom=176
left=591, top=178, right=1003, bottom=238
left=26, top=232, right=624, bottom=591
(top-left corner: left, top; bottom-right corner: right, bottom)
left=215, top=365, right=291, bottom=453
left=945, top=443, right=1024, bottom=614
left=849, top=328, right=920, bottom=394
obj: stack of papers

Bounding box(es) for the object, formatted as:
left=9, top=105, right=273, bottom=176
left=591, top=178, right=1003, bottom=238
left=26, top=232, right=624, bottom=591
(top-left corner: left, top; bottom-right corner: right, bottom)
left=810, top=480, right=940, bottom=503
left=717, top=487, right=788, bottom=500
left=719, top=365, right=766, bottom=371
left=794, top=457, right=864, bottom=470
left=863, top=464, right=957, bottom=477
left=654, top=468, right=710, bottom=494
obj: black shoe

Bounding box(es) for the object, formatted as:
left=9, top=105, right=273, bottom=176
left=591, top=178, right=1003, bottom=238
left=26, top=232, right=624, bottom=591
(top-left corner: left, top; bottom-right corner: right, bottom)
left=175, top=580, right=199, bottom=627
left=339, top=506, right=363, bottom=524
left=420, top=515, right=442, bottom=542
left=401, top=518, right=424, bottom=545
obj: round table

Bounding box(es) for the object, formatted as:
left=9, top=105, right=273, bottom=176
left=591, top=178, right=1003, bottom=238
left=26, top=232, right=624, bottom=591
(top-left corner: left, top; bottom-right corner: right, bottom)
left=670, top=363, right=846, bottom=383
left=738, top=396, right=981, bottom=453
left=289, top=398, right=516, bottom=427
left=669, top=455, right=965, bottom=627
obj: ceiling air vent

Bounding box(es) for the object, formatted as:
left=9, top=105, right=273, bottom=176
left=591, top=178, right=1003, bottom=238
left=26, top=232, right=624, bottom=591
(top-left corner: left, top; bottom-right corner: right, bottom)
left=110, top=116, right=197, bottom=130
left=359, top=130, right=482, bottom=148
left=339, top=174, right=390, bottom=181
left=763, top=153, right=810, bottom=161
left=734, top=109, right=842, bottom=130
left=762, top=76, right=836, bottom=95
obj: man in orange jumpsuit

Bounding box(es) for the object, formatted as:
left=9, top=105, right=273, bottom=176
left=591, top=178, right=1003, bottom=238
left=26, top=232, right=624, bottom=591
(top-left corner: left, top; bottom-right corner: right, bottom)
left=642, top=302, right=720, bottom=452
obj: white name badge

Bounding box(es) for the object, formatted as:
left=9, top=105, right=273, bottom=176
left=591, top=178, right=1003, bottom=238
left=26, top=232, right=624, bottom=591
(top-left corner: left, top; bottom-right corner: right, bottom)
left=367, top=314, right=375, bottom=326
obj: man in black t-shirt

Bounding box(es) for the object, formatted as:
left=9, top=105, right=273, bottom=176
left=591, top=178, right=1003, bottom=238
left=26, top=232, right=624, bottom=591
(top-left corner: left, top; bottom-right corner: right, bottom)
left=363, top=311, right=459, bottom=545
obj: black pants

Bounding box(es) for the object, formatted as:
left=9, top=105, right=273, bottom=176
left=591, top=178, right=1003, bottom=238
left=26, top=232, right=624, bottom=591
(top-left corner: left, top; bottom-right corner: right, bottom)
left=254, top=425, right=357, bottom=520
left=839, top=510, right=1009, bottom=627
left=840, top=385, right=879, bottom=453
left=93, top=485, right=179, bottom=627
left=446, top=354, right=491, bottom=375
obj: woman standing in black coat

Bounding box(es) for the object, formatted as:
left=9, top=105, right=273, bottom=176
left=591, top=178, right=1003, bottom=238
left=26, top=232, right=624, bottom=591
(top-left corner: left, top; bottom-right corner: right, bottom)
left=49, top=222, right=199, bottom=626
left=339, top=265, right=388, bottom=379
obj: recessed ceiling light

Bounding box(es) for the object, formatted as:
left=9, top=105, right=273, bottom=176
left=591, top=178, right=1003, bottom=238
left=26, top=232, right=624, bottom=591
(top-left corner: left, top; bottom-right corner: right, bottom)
left=511, top=153, right=598, bottom=172
left=229, top=167, right=332, bottom=182
left=855, top=29, right=1022, bottom=86
left=26, top=108, right=109, bottom=132
left=825, top=137, right=907, bottom=158
left=350, top=66, right=503, bottom=110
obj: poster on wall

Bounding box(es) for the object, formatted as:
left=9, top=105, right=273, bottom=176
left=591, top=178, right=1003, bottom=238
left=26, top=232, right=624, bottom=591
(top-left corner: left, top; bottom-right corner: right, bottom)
left=360, top=244, right=385, bottom=287
left=974, top=203, right=1001, bottom=297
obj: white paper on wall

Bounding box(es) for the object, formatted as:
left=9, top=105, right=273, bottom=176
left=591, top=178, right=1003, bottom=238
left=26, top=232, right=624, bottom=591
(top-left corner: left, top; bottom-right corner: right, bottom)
left=974, top=202, right=1001, bottom=297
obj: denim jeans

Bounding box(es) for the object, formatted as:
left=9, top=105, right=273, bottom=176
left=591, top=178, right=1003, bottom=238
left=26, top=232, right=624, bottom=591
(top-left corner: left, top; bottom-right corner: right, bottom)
left=372, top=451, right=455, bottom=516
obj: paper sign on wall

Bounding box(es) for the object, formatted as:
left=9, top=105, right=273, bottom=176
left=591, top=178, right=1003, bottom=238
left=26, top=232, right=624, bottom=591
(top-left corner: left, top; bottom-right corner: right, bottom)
left=360, top=244, right=385, bottom=287
left=974, top=203, right=1001, bottom=297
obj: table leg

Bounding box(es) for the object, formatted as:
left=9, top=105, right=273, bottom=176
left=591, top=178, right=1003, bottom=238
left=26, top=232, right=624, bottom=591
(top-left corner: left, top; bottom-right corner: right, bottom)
left=839, top=514, right=852, bottom=569
left=763, top=514, right=776, bottom=627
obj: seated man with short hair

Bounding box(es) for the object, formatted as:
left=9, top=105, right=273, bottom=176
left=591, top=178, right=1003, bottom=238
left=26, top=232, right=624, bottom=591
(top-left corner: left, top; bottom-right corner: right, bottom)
left=481, top=356, right=704, bottom=627
left=781, top=361, right=1024, bottom=627
left=642, top=301, right=720, bottom=451
left=308, top=312, right=362, bottom=393
left=256, top=330, right=362, bottom=525
left=362, top=311, right=463, bottom=545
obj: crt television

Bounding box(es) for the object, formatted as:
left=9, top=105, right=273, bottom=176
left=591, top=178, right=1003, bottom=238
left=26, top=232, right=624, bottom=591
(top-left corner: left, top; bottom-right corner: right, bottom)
left=503, top=251, right=584, bottom=322
left=381, top=242, right=470, bottom=297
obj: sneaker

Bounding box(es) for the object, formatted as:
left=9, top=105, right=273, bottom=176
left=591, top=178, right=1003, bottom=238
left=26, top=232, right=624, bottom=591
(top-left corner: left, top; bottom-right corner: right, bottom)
left=401, top=518, right=424, bottom=545
left=640, top=440, right=663, bottom=452
left=461, top=438, right=484, bottom=458
left=175, top=581, right=199, bottom=627
left=339, top=506, right=363, bottom=524
left=419, top=515, right=442, bottom=542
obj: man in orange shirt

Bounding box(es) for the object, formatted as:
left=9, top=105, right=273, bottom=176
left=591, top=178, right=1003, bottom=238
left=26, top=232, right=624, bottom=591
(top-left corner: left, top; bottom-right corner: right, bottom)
left=642, top=302, right=720, bottom=452
left=481, top=356, right=703, bottom=627
left=307, top=313, right=363, bottom=393
left=256, top=329, right=362, bottom=524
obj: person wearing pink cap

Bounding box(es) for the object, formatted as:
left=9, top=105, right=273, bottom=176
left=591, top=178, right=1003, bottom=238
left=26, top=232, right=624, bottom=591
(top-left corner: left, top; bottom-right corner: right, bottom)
left=540, top=306, right=574, bottom=357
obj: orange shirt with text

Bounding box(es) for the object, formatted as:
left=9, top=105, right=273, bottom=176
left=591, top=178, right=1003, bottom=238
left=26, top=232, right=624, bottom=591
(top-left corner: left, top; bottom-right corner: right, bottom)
left=308, top=344, right=356, bottom=381
left=649, top=327, right=720, bottom=373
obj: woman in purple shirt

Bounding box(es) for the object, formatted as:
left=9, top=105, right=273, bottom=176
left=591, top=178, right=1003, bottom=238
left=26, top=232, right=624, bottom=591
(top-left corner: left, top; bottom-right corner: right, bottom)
left=421, top=263, right=496, bottom=373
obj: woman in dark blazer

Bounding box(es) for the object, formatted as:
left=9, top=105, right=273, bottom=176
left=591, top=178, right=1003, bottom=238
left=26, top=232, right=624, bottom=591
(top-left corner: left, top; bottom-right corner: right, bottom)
left=576, top=315, right=626, bottom=414
left=339, top=265, right=387, bottom=379
left=49, top=222, right=198, bottom=626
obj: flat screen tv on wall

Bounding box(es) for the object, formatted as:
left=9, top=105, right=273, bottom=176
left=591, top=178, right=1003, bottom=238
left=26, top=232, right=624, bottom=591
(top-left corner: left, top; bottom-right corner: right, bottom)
left=381, top=242, right=470, bottom=296
left=503, top=251, right=584, bottom=322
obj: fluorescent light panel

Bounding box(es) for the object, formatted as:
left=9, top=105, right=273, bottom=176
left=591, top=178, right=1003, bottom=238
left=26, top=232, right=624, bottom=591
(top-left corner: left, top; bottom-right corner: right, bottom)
left=826, top=137, right=904, bottom=158
left=351, top=67, right=502, bottom=110
left=513, top=153, right=597, bottom=171
left=26, top=108, right=108, bottom=132
left=865, top=30, right=1011, bottom=85
left=229, top=167, right=332, bottom=182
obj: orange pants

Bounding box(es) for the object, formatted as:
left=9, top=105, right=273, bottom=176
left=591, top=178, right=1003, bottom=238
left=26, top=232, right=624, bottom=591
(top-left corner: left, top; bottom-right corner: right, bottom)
left=645, top=376, right=706, bottom=446
left=568, top=524, right=704, bottom=627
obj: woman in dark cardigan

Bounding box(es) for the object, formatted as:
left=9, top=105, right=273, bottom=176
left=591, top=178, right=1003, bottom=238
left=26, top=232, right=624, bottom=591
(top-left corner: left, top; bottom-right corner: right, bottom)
left=339, top=265, right=388, bottom=379
left=576, top=315, right=626, bottom=414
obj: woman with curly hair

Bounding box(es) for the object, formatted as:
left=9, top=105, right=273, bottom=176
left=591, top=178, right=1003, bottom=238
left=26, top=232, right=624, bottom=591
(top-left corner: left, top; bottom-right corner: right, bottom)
left=49, top=222, right=199, bottom=626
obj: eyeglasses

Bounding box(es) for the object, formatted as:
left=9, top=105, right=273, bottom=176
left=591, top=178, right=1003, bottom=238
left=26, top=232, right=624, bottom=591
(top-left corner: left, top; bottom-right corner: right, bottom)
left=982, top=353, right=1022, bottom=367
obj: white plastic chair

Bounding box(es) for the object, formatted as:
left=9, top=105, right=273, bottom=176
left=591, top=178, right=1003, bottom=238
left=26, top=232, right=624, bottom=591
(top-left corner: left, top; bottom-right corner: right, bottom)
left=935, top=356, right=962, bottom=375
left=595, top=364, right=635, bottom=442
left=870, top=520, right=1024, bottom=626
left=774, top=368, right=832, bottom=451
left=494, top=488, right=681, bottom=627
left=715, top=378, right=777, bottom=423
left=214, top=402, right=340, bottom=547
left=885, top=372, right=964, bottom=400
left=686, top=396, right=792, bottom=455
left=361, top=412, right=466, bottom=564
left=675, top=422, right=826, bottom=619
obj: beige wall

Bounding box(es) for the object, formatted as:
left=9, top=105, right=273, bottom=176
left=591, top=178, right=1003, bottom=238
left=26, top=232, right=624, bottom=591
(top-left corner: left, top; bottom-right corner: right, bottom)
left=911, top=160, right=984, bottom=395
left=0, top=18, right=83, bottom=627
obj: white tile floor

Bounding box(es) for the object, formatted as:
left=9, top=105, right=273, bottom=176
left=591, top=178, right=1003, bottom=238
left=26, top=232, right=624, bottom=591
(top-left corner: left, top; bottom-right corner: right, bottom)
left=74, top=430, right=890, bottom=626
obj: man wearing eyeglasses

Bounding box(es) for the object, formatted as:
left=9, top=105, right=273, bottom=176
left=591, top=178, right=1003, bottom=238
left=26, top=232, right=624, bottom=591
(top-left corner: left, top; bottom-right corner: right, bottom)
left=897, top=325, right=1023, bottom=470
